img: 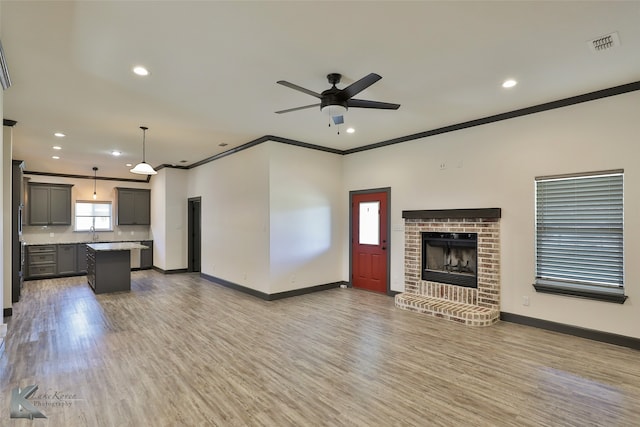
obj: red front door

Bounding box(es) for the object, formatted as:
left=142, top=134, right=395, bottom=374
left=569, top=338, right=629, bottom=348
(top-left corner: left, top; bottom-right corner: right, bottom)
left=351, top=191, right=388, bottom=293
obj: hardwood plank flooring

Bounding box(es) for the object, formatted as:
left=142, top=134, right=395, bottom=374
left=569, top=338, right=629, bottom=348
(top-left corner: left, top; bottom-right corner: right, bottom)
left=1, top=271, right=640, bottom=426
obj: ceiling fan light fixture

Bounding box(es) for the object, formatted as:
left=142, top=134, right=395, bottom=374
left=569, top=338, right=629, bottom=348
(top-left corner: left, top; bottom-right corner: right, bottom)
left=321, top=104, right=347, bottom=116
left=130, top=126, right=157, bottom=175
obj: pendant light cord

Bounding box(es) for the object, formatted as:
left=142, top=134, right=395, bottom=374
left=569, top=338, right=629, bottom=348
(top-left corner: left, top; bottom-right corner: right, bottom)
left=141, top=126, right=148, bottom=163
left=93, top=166, right=98, bottom=199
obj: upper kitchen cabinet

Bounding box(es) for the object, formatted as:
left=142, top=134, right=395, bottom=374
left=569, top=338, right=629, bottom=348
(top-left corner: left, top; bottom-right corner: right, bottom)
left=28, top=183, right=73, bottom=225
left=116, top=188, right=151, bottom=225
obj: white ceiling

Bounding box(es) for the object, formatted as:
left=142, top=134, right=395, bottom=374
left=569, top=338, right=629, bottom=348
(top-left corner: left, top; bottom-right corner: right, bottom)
left=2, top=1, right=640, bottom=180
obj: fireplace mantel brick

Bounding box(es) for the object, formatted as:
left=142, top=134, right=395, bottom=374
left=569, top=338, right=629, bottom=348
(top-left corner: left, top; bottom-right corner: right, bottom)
left=395, top=217, right=501, bottom=326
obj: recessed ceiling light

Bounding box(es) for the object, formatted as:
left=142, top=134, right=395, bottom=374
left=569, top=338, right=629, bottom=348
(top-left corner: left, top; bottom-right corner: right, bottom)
left=52, top=156, right=60, bottom=160
left=502, top=79, right=517, bottom=88
left=111, top=150, right=122, bottom=156
left=125, top=163, right=133, bottom=167
left=54, top=132, right=65, bottom=138
left=52, top=145, right=62, bottom=150
left=133, top=66, right=150, bottom=76
left=346, top=127, right=355, bottom=134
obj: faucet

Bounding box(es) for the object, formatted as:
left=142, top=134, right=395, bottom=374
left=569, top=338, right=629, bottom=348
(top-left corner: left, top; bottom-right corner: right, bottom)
left=90, top=225, right=98, bottom=241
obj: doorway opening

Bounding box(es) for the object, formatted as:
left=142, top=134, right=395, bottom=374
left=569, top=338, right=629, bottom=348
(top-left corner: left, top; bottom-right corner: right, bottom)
left=188, top=197, right=201, bottom=273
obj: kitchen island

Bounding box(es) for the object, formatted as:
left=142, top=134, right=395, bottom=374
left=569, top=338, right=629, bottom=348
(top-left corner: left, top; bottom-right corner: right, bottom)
left=86, top=242, right=149, bottom=294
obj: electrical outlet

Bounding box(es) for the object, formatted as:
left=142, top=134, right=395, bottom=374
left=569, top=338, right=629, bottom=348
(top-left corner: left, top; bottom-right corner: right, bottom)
left=49, top=232, right=54, bottom=238
left=439, top=162, right=447, bottom=170
left=523, top=296, right=530, bottom=306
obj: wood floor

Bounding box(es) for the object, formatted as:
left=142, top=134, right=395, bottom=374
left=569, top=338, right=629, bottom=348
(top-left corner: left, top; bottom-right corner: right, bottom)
left=1, top=271, right=640, bottom=426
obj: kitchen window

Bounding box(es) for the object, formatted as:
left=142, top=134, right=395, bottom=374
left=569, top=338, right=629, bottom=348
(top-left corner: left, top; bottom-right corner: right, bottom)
left=534, top=170, right=626, bottom=303
left=75, top=201, right=113, bottom=232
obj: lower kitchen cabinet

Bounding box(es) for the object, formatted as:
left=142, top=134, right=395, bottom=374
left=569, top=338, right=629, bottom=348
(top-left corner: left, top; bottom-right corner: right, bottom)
left=26, top=245, right=57, bottom=278
left=140, top=240, right=153, bottom=269
left=76, top=243, right=88, bottom=274
left=57, top=244, right=77, bottom=275
left=25, top=240, right=154, bottom=280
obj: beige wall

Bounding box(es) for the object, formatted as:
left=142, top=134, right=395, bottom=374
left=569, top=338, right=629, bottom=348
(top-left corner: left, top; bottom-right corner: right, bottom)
left=186, top=141, right=344, bottom=295
left=150, top=167, right=188, bottom=271
left=343, top=90, right=640, bottom=338
left=268, top=142, right=344, bottom=293
left=188, top=142, right=271, bottom=293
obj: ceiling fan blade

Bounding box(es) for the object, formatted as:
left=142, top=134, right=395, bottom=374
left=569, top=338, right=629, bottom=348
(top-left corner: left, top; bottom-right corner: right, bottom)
left=276, top=80, right=322, bottom=99
left=340, top=73, right=382, bottom=99
left=347, top=99, right=400, bottom=110
left=332, top=115, right=344, bottom=125
left=275, top=103, right=320, bottom=114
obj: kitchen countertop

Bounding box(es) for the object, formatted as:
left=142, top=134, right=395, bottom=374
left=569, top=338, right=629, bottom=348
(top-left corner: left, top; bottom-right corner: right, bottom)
left=86, top=242, right=149, bottom=252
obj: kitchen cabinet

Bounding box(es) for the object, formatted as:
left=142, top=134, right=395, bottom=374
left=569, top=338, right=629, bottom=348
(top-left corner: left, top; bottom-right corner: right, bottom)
left=28, top=183, right=73, bottom=225
left=26, top=245, right=57, bottom=278
left=140, top=240, right=153, bottom=269
left=116, top=188, right=151, bottom=225
left=87, top=242, right=148, bottom=294
left=76, top=243, right=88, bottom=274
left=57, top=244, right=77, bottom=275
left=12, top=160, right=24, bottom=303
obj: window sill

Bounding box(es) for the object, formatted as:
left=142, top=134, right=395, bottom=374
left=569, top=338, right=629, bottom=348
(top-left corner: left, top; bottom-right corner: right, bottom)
left=533, top=282, right=627, bottom=304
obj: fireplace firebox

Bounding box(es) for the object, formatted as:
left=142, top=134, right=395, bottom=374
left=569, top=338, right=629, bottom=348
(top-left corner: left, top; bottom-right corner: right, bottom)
left=422, top=232, right=478, bottom=288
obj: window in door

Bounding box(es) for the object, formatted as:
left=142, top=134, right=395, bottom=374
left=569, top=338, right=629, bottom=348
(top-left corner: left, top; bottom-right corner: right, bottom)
left=359, top=201, right=380, bottom=245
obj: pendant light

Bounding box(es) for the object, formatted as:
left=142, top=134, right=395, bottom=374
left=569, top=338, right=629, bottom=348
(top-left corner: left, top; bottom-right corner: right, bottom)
left=92, top=167, right=98, bottom=200
left=130, top=126, right=157, bottom=175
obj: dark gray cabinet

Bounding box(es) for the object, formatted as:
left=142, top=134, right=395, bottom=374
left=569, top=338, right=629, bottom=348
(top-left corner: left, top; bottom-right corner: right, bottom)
left=86, top=247, right=131, bottom=294
left=28, top=183, right=73, bottom=225
left=12, top=160, right=24, bottom=303
left=76, top=243, right=88, bottom=274
left=140, top=240, right=153, bottom=269
left=116, top=188, right=151, bottom=225
left=26, top=245, right=57, bottom=278
left=57, top=244, right=77, bottom=275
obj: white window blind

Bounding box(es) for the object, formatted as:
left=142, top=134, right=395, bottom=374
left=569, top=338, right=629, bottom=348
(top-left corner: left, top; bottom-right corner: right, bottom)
left=75, top=201, right=113, bottom=232
left=535, top=171, right=623, bottom=290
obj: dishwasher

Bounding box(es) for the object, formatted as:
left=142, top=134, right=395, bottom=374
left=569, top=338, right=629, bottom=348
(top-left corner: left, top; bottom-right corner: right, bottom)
left=130, top=243, right=141, bottom=269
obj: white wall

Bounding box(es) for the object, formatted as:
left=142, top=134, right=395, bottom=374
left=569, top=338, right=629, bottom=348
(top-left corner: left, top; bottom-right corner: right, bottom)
left=343, top=90, right=640, bottom=338
left=177, top=141, right=345, bottom=295
left=150, top=167, right=188, bottom=271
left=150, top=169, right=166, bottom=268
left=188, top=143, right=271, bottom=293
left=268, top=142, right=344, bottom=293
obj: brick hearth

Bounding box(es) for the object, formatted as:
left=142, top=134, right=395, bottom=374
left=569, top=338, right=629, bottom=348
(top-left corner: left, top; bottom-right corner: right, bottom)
left=395, top=209, right=501, bottom=326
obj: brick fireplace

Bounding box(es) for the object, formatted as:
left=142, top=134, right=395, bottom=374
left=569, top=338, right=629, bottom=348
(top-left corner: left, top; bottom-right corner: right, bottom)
left=395, top=208, right=501, bottom=326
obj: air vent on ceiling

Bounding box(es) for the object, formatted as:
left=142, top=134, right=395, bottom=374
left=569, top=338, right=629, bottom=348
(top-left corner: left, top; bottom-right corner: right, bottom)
left=588, top=32, right=620, bottom=52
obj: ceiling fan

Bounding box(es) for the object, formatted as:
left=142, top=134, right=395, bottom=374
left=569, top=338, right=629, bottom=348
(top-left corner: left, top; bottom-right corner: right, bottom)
left=275, top=73, right=400, bottom=125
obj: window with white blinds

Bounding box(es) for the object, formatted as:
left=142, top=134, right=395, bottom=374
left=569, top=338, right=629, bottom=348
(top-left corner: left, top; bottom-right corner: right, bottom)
left=74, top=201, right=113, bottom=232
left=535, top=171, right=623, bottom=292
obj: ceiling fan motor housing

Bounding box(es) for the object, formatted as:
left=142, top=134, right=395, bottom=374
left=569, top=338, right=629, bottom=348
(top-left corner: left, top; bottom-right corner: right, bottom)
left=320, top=84, right=348, bottom=114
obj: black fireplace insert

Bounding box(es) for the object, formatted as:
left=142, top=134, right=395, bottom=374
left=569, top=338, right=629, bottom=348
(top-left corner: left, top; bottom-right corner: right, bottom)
left=422, top=232, right=478, bottom=288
